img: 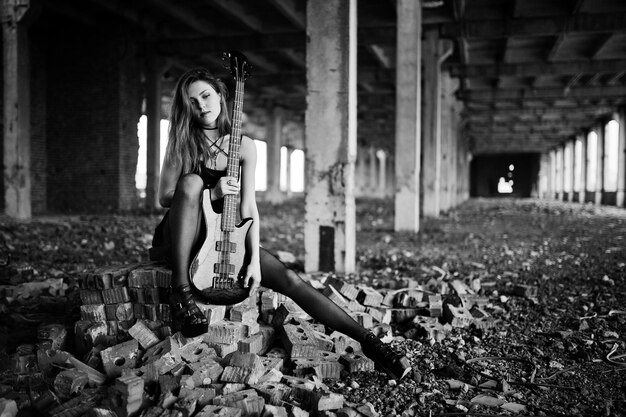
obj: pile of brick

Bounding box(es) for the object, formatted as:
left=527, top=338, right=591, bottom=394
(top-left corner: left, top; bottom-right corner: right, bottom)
left=1, top=262, right=519, bottom=417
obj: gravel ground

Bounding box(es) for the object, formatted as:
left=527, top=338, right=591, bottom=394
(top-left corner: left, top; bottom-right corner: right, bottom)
left=1, top=197, right=625, bottom=416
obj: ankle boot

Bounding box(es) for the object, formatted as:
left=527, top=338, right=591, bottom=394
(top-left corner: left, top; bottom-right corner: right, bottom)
left=361, top=332, right=412, bottom=380
left=170, top=285, right=208, bottom=337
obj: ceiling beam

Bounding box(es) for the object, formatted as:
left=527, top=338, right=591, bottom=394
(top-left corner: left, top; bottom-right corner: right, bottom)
left=441, top=12, right=626, bottom=39
left=157, top=26, right=395, bottom=55
left=590, top=33, right=613, bottom=60
left=265, top=0, right=305, bottom=29
left=368, top=44, right=393, bottom=69
left=448, top=59, right=626, bottom=78
left=546, top=34, right=566, bottom=62
left=209, top=0, right=264, bottom=32
left=461, top=85, right=626, bottom=101
left=143, top=0, right=216, bottom=35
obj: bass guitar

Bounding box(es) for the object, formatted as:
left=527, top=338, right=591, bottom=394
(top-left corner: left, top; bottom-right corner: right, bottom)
left=189, top=51, right=252, bottom=305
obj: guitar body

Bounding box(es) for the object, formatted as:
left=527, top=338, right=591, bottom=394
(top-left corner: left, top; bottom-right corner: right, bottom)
left=189, top=189, right=252, bottom=305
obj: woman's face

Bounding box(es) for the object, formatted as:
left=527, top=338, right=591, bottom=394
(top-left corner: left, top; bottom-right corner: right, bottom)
left=188, top=80, right=222, bottom=128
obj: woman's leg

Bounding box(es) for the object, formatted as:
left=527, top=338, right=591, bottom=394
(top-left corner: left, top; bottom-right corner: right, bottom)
left=167, top=174, right=208, bottom=337
left=259, top=249, right=366, bottom=341
left=259, top=248, right=411, bottom=380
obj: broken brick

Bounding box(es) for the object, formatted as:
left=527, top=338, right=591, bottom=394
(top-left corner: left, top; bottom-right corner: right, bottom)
left=206, top=321, right=245, bottom=345
left=292, top=385, right=344, bottom=412
left=80, top=304, right=107, bottom=322
left=238, top=333, right=265, bottom=354
left=325, top=277, right=359, bottom=301
left=281, top=324, right=320, bottom=358
left=428, top=294, right=443, bottom=317
left=513, top=284, right=538, bottom=298
left=252, top=381, right=292, bottom=405
left=142, top=336, right=181, bottom=375
left=128, top=320, right=160, bottom=350
left=100, top=339, right=141, bottom=378
left=101, top=287, right=131, bottom=304
left=356, top=287, right=383, bottom=307
left=105, top=302, right=134, bottom=321
left=188, top=358, right=224, bottom=386
left=180, top=340, right=216, bottom=363
left=108, top=374, right=144, bottom=417
left=196, top=404, right=242, bottom=417
left=442, top=304, right=474, bottom=328
left=197, top=303, right=227, bottom=325
left=53, top=369, right=89, bottom=399
left=339, top=352, right=374, bottom=373
left=212, top=389, right=265, bottom=416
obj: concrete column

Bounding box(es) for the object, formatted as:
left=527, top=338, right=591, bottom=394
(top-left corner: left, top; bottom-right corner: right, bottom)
left=284, top=146, right=293, bottom=197
left=422, top=29, right=443, bottom=217
left=548, top=149, right=555, bottom=199
left=394, top=0, right=422, bottom=231
left=265, top=107, right=284, bottom=203
left=595, top=124, right=605, bottom=205
left=2, top=0, right=34, bottom=219
left=579, top=134, right=588, bottom=203
left=556, top=146, right=564, bottom=200
left=146, top=49, right=164, bottom=209
left=377, top=150, right=387, bottom=197
left=617, top=110, right=626, bottom=207
left=304, top=0, right=357, bottom=273
left=368, top=147, right=377, bottom=194
left=565, top=139, right=576, bottom=202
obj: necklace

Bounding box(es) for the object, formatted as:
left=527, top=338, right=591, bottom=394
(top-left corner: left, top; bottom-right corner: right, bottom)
left=203, top=133, right=228, bottom=167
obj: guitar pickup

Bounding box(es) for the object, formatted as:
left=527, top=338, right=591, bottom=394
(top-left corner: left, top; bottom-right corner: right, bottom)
left=215, top=241, right=237, bottom=253
left=213, top=263, right=235, bottom=274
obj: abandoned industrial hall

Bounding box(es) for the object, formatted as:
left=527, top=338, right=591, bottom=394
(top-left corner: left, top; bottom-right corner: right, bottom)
left=1, top=0, right=626, bottom=416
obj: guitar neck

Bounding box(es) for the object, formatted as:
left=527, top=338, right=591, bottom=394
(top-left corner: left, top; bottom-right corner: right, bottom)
left=222, top=78, right=245, bottom=232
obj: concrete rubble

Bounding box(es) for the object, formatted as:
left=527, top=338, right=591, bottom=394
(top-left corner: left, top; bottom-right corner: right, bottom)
left=0, top=261, right=510, bottom=416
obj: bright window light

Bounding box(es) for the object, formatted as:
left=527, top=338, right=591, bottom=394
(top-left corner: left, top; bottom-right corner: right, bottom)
left=498, top=177, right=513, bottom=194
left=254, top=140, right=267, bottom=191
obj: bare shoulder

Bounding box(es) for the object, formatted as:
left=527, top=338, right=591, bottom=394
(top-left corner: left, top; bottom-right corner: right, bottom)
left=239, top=135, right=257, bottom=160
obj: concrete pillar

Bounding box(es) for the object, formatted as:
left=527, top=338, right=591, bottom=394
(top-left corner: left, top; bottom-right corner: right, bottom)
left=304, top=0, right=357, bottom=273
left=145, top=50, right=164, bottom=209
left=595, top=124, right=605, bottom=205
left=422, top=29, right=442, bottom=217
left=565, top=139, right=576, bottom=202
left=617, top=110, right=626, bottom=207
left=394, top=0, right=422, bottom=232
left=284, top=146, right=293, bottom=197
left=355, top=149, right=366, bottom=197
left=579, top=134, right=588, bottom=203
left=265, top=107, right=284, bottom=203
left=556, top=145, right=564, bottom=200
left=548, top=149, right=556, bottom=200
left=368, top=147, right=377, bottom=194
left=2, top=0, right=34, bottom=219
left=377, top=150, right=387, bottom=197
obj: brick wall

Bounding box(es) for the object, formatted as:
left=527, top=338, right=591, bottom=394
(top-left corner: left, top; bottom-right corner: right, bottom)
left=44, top=17, right=142, bottom=213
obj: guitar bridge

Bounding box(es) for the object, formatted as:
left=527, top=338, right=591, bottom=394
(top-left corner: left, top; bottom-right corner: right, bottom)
left=212, top=275, right=235, bottom=289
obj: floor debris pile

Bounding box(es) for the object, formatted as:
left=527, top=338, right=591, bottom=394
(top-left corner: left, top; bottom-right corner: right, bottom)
left=1, top=198, right=625, bottom=416
left=0, top=255, right=513, bottom=417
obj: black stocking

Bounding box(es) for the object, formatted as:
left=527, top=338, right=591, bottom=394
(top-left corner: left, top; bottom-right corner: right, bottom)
left=259, top=248, right=368, bottom=343
left=167, top=174, right=205, bottom=288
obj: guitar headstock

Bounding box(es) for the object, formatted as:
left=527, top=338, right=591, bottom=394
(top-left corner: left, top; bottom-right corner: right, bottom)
left=223, top=51, right=251, bottom=82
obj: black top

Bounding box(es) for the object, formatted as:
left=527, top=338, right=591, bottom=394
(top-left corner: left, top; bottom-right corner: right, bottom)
left=200, top=165, right=227, bottom=189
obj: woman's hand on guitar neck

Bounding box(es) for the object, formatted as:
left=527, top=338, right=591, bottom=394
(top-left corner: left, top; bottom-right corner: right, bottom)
left=212, top=176, right=240, bottom=200
left=243, top=260, right=261, bottom=294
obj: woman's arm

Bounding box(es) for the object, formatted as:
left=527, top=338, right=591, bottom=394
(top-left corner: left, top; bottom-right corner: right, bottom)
left=239, top=135, right=262, bottom=293
left=157, top=157, right=182, bottom=208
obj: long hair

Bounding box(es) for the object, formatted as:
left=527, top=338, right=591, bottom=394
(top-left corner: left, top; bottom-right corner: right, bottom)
left=165, top=68, right=231, bottom=174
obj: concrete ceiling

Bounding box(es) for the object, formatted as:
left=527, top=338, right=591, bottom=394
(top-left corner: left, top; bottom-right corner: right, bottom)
left=47, top=0, right=626, bottom=154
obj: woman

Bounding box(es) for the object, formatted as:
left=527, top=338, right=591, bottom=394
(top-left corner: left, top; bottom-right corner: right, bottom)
left=150, top=68, right=411, bottom=380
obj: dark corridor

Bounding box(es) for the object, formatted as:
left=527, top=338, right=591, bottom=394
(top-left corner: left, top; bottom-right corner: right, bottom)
left=470, top=153, right=541, bottom=198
